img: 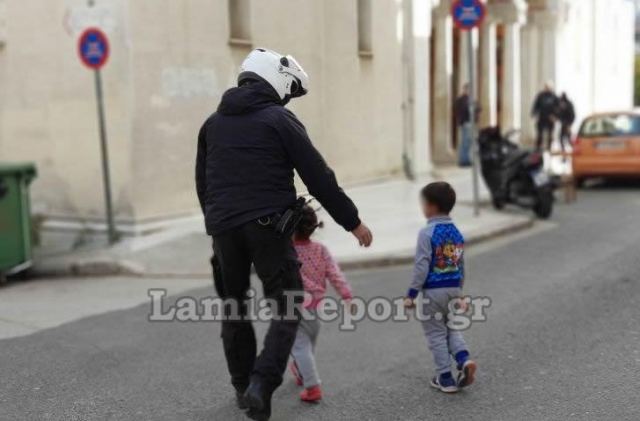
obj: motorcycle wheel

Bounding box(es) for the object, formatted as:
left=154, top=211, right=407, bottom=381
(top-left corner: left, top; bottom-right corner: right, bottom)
left=533, top=188, right=553, bottom=219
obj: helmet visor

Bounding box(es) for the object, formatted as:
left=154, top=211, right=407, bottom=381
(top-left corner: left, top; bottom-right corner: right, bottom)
left=284, top=55, right=309, bottom=97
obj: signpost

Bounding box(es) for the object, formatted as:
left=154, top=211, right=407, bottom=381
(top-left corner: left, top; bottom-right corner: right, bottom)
left=452, top=0, right=486, bottom=217
left=78, top=27, right=117, bottom=244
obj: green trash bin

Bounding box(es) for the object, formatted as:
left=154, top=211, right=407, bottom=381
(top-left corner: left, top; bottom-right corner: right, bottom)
left=0, top=162, right=37, bottom=277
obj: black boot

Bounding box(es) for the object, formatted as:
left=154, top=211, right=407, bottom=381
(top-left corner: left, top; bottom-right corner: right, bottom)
left=244, top=379, right=272, bottom=421
left=236, top=389, right=249, bottom=410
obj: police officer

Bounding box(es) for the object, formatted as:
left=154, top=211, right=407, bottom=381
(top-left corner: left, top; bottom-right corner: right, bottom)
left=531, top=81, right=560, bottom=151
left=195, top=48, right=372, bottom=421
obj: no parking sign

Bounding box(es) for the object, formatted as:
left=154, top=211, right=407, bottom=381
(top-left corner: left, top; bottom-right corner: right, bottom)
left=451, top=0, right=486, bottom=216
left=78, top=27, right=110, bottom=70
left=77, top=26, right=116, bottom=244
left=451, top=0, right=486, bottom=31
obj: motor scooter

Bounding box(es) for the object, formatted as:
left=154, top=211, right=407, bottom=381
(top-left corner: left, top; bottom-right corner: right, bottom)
left=478, top=127, right=554, bottom=219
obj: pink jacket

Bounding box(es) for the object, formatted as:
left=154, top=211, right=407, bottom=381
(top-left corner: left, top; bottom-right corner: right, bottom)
left=294, top=239, right=353, bottom=309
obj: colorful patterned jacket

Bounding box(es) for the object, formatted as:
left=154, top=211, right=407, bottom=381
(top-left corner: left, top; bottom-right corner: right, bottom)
left=407, top=216, right=465, bottom=299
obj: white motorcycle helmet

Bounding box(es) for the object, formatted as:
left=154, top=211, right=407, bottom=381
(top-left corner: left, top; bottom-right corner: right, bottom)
left=238, top=48, right=309, bottom=100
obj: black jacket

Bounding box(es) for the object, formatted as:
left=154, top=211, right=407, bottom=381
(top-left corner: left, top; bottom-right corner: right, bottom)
left=557, top=98, right=575, bottom=126
left=454, top=94, right=471, bottom=126
left=531, top=91, right=559, bottom=123
left=196, top=81, right=360, bottom=236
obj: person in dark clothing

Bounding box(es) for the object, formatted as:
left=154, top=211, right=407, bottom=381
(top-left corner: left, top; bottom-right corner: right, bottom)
left=196, top=48, right=372, bottom=421
left=557, top=92, right=576, bottom=153
left=454, top=84, right=472, bottom=167
left=531, top=82, right=559, bottom=151
left=454, top=83, right=480, bottom=167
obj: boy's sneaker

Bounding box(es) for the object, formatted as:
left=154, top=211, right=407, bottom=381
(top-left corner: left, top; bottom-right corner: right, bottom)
left=430, top=374, right=458, bottom=393
left=290, top=362, right=303, bottom=386
left=300, top=385, right=323, bottom=403
left=457, top=360, right=477, bottom=388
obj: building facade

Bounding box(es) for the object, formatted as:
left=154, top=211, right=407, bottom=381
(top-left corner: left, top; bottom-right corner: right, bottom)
left=423, top=0, right=635, bottom=165
left=0, top=0, right=634, bottom=234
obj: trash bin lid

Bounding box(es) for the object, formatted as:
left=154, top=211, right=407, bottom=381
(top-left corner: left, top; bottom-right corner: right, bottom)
left=0, top=162, right=37, bottom=179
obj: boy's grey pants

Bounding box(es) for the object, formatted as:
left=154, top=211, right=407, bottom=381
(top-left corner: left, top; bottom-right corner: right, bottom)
left=290, top=313, right=321, bottom=388
left=420, top=288, right=468, bottom=375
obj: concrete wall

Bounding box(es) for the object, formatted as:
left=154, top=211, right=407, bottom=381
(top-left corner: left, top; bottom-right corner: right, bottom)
left=0, top=0, right=405, bottom=228
left=1, top=0, right=634, bottom=230
left=0, top=0, right=133, bottom=225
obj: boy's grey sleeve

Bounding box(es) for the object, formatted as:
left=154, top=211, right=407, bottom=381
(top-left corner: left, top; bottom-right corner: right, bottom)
left=407, top=229, right=432, bottom=299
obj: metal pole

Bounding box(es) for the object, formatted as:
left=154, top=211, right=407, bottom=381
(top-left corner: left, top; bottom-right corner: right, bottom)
left=401, top=0, right=416, bottom=181
left=94, top=69, right=117, bottom=244
left=467, top=29, right=480, bottom=217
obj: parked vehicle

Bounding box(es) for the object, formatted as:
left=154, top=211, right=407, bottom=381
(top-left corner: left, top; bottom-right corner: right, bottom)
left=478, top=127, right=554, bottom=219
left=573, top=111, right=640, bottom=186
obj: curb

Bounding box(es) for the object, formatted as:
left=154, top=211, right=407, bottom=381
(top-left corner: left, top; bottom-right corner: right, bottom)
left=31, top=258, right=145, bottom=279
left=338, top=216, right=535, bottom=271
left=30, top=216, right=535, bottom=279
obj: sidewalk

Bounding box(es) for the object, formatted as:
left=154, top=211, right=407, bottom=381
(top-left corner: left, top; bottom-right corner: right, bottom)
left=32, top=167, right=534, bottom=278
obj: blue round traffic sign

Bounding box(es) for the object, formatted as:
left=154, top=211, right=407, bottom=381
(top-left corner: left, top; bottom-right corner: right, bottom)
left=78, top=28, right=110, bottom=70
left=452, top=0, right=486, bottom=31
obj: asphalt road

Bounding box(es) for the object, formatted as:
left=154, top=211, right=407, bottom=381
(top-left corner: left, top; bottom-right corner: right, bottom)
left=1, top=184, right=640, bottom=421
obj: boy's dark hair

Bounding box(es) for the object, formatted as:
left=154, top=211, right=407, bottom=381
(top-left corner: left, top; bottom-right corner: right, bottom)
left=294, top=205, right=323, bottom=239
left=421, top=182, right=457, bottom=214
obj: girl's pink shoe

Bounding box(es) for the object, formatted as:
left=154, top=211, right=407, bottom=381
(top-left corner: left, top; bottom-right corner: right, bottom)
left=290, top=362, right=303, bottom=386
left=300, top=385, right=322, bottom=403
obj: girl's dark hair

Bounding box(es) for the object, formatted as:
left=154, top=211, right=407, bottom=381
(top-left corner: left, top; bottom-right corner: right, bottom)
left=295, top=205, right=323, bottom=239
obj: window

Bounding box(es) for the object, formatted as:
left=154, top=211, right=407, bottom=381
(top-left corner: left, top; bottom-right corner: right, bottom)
left=228, top=0, right=251, bottom=46
left=0, top=0, right=6, bottom=47
left=357, top=0, right=372, bottom=56
left=579, top=114, right=640, bottom=137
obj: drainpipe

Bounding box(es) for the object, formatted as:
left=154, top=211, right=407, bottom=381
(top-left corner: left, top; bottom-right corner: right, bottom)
left=401, top=0, right=416, bottom=180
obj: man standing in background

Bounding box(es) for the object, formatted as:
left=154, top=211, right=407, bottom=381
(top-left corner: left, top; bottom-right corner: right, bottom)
left=454, top=84, right=475, bottom=167
left=557, top=92, right=576, bottom=154
left=532, top=82, right=560, bottom=151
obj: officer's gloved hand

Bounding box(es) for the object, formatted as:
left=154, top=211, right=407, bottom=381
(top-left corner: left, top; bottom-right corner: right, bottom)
left=351, top=223, right=373, bottom=247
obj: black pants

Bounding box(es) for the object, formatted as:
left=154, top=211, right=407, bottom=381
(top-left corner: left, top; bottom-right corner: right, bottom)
left=559, top=124, right=572, bottom=152
left=536, top=120, right=554, bottom=151
left=212, top=220, right=303, bottom=393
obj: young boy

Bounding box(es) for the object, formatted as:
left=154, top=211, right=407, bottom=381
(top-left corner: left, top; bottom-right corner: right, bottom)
left=404, top=182, right=477, bottom=393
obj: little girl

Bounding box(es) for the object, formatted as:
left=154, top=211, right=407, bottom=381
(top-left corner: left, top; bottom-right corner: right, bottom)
left=290, top=205, right=353, bottom=403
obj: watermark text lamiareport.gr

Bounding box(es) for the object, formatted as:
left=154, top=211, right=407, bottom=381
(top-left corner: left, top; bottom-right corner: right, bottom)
left=148, top=289, right=491, bottom=331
